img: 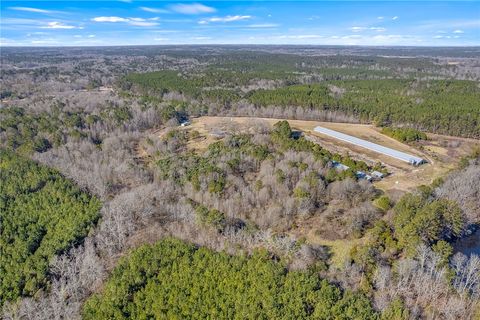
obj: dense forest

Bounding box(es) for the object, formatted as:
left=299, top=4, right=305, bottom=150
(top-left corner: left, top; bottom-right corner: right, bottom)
left=1, top=46, right=479, bottom=320
left=83, top=238, right=378, bottom=320
left=247, top=80, right=480, bottom=138
left=123, top=71, right=480, bottom=138
left=0, top=151, right=101, bottom=304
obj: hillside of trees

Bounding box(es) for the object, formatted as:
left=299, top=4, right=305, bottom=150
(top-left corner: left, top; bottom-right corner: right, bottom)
left=83, top=238, right=378, bottom=320
left=0, top=151, right=101, bottom=304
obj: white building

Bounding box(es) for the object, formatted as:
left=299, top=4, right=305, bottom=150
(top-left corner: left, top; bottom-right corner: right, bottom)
left=314, top=126, right=425, bottom=166
left=371, top=171, right=385, bottom=179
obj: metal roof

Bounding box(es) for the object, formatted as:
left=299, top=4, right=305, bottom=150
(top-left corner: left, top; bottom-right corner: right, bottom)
left=371, top=171, right=385, bottom=178
left=332, top=161, right=350, bottom=171
left=314, top=126, right=425, bottom=165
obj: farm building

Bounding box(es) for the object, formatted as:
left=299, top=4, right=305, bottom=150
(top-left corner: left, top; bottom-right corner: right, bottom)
left=356, top=171, right=373, bottom=181
left=332, top=161, right=350, bottom=171
left=371, top=171, right=385, bottom=179
left=331, top=161, right=381, bottom=182
left=314, top=126, right=426, bottom=166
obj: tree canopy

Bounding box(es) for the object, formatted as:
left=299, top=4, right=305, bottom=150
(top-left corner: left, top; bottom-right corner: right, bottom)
left=83, top=238, right=378, bottom=320
left=0, top=150, right=101, bottom=304
left=248, top=80, right=480, bottom=138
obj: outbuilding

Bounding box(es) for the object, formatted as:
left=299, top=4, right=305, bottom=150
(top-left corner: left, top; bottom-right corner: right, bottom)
left=314, top=126, right=426, bottom=166
left=371, top=171, right=385, bottom=179
left=332, top=161, right=350, bottom=171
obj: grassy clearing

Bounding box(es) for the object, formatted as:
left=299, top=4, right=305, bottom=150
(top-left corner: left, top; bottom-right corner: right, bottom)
left=313, top=238, right=364, bottom=269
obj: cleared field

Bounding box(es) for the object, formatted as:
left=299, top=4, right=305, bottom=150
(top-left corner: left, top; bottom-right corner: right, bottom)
left=186, top=116, right=479, bottom=193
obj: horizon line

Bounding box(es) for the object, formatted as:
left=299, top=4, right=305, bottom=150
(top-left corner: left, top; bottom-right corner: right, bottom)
left=2, top=44, right=480, bottom=48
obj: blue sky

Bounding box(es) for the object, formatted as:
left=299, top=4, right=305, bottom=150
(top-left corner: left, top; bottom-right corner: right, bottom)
left=1, top=1, right=479, bottom=46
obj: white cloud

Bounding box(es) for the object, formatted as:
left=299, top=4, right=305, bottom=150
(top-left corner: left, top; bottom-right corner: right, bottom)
left=140, top=7, right=169, bottom=14
left=247, top=23, right=279, bottom=28
left=351, top=26, right=386, bottom=33
left=26, top=32, right=48, bottom=36
left=92, top=16, right=159, bottom=27
left=342, top=35, right=362, bottom=39
left=161, top=18, right=193, bottom=23
left=192, top=36, right=211, bottom=40
left=199, top=15, right=251, bottom=24
left=278, top=34, right=323, bottom=39
left=93, top=16, right=129, bottom=23
left=371, top=34, right=416, bottom=42
left=154, top=37, right=169, bottom=41
left=377, top=16, right=384, bottom=20
left=130, top=21, right=158, bottom=27
left=350, top=26, right=366, bottom=32
left=453, top=29, right=464, bottom=34
left=41, top=22, right=80, bottom=29
left=418, top=19, right=479, bottom=30
left=29, top=38, right=60, bottom=45
left=208, top=15, right=251, bottom=22
left=434, top=35, right=443, bottom=39
left=309, top=34, right=424, bottom=46
left=1, top=18, right=43, bottom=26
left=0, top=37, right=17, bottom=46
left=453, top=20, right=480, bottom=28
left=88, top=34, right=96, bottom=38
left=170, top=3, right=216, bottom=14
left=31, top=40, right=55, bottom=44
left=74, top=35, right=82, bottom=38
left=392, top=16, right=399, bottom=20
left=8, top=7, right=63, bottom=14
left=153, top=29, right=180, bottom=33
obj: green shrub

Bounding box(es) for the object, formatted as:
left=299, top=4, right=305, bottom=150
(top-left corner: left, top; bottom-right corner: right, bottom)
left=381, top=298, right=410, bottom=320
left=381, top=127, right=427, bottom=143
left=374, top=195, right=392, bottom=212
left=195, top=205, right=226, bottom=230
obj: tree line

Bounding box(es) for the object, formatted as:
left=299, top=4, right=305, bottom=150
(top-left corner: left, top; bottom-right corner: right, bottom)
left=121, top=68, right=479, bottom=138
left=248, top=80, right=480, bottom=138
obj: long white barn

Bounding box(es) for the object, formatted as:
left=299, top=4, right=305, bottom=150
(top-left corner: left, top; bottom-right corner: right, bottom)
left=314, top=126, right=425, bottom=165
